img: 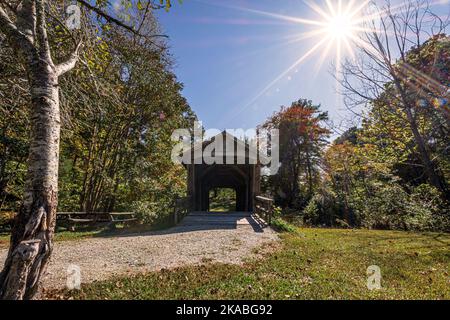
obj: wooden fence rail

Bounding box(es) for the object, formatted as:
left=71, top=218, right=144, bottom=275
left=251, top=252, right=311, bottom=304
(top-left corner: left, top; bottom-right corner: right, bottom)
left=254, top=196, right=274, bottom=226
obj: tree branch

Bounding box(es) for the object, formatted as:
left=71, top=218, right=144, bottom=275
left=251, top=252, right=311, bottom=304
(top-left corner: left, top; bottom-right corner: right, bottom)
left=55, top=41, right=82, bottom=76
left=0, top=4, right=34, bottom=55
left=16, top=0, right=36, bottom=41
left=77, top=0, right=167, bottom=39
left=36, top=0, right=52, bottom=64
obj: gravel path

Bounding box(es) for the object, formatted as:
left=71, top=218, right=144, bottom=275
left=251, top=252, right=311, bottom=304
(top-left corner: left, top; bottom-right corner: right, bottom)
left=0, top=213, right=278, bottom=290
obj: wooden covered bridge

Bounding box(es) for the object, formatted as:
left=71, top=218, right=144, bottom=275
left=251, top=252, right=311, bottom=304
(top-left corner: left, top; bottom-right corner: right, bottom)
left=174, top=132, right=274, bottom=227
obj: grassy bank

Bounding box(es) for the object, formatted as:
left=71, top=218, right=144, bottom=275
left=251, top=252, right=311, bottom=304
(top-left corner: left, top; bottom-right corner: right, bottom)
left=55, top=227, right=449, bottom=300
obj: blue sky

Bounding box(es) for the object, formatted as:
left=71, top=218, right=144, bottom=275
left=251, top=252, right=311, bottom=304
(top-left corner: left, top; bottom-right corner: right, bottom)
left=156, top=0, right=449, bottom=132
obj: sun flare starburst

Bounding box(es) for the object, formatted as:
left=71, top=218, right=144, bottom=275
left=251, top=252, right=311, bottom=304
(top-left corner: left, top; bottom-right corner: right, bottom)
left=327, top=12, right=354, bottom=39
left=306, top=0, right=368, bottom=72
left=226, top=0, right=367, bottom=119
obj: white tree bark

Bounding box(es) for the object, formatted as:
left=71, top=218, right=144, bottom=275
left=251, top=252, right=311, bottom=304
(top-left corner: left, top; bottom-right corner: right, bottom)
left=0, top=0, right=80, bottom=299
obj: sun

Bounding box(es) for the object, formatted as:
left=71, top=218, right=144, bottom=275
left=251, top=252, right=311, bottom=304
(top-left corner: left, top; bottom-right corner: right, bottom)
left=308, top=0, right=368, bottom=64
left=313, top=1, right=366, bottom=72
left=224, top=0, right=367, bottom=73
left=326, top=12, right=354, bottom=40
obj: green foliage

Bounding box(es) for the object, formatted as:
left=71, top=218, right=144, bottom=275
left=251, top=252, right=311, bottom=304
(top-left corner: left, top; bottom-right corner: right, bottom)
left=408, top=185, right=449, bottom=231
left=271, top=218, right=296, bottom=233
left=0, top=36, right=30, bottom=210
left=0, top=211, right=14, bottom=230
left=272, top=206, right=283, bottom=218
left=303, top=190, right=342, bottom=227
left=353, top=183, right=414, bottom=230
left=355, top=183, right=449, bottom=232
left=302, top=181, right=450, bottom=232
left=261, top=99, right=330, bottom=208
left=131, top=201, right=158, bottom=225
left=291, top=35, right=450, bottom=232
left=298, top=120, right=449, bottom=232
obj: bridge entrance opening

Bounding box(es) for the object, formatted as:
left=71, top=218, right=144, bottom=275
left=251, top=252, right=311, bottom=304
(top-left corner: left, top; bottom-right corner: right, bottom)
left=184, top=132, right=262, bottom=212
left=208, top=188, right=237, bottom=212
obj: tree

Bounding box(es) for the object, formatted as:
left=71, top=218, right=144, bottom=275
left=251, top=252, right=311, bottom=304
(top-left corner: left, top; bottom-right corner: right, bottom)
left=261, top=99, right=329, bottom=208
left=340, top=0, right=449, bottom=198
left=0, top=0, right=172, bottom=300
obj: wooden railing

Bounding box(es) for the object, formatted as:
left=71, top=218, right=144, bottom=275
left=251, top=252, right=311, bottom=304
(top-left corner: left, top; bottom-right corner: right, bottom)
left=173, top=196, right=191, bottom=225
left=254, top=196, right=274, bottom=226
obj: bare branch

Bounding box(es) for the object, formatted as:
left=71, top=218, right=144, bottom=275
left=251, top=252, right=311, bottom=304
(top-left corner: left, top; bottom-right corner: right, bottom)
left=16, top=0, right=36, bottom=40
left=55, top=41, right=82, bottom=76
left=77, top=0, right=167, bottom=39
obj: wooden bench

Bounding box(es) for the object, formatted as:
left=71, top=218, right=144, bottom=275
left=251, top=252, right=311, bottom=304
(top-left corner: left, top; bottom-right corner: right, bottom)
left=108, top=212, right=137, bottom=229
left=57, top=212, right=137, bottom=231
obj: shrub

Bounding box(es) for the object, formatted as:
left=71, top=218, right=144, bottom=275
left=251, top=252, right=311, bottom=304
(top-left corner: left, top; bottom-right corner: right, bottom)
left=271, top=218, right=296, bottom=233
left=131, top=201, right=159, bottom=225
left=272, top=206, right=283, bottom=218
left=356, top=183, right=411, bottom=230
left=302, top=189, right=343, bottom=226
left=302, top=196, right=320, bottom=225
left=408, top=184, right=449, bottom=232
left=355, top=183, right=449, bottom=232
left=302, top=182, right=449, bottom=232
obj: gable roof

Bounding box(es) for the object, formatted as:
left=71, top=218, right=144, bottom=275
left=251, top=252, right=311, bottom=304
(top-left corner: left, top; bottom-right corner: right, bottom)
left=182, top=131, right=267, bottom=165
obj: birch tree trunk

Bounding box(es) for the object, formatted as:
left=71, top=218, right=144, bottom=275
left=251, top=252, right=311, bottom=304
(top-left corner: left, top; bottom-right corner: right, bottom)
left=0, top=61, right=60, bottom=300
left=0, top=0, right=81, bottom=299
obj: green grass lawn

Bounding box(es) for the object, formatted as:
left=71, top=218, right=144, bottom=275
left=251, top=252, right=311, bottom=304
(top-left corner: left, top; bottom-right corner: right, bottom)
left=55, top=227, right=450, bottom=300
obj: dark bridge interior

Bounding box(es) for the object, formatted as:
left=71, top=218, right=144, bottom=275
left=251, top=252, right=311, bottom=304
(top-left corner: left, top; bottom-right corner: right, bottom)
left=198, top=165, right=251, bottom=212
left=185, top=132, right=261, bottom=212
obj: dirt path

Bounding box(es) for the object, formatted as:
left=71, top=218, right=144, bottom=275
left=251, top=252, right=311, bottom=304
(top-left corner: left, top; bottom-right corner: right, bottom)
left=0, top=213, right=278, bottom=290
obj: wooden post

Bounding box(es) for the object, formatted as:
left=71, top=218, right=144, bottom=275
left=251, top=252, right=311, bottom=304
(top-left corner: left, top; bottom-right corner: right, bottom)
left=174, top=198, right=179, bottom=225
left=268, top=201, right=272, bottom=226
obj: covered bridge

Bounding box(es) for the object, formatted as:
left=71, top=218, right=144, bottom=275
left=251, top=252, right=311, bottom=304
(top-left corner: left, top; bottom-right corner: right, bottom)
left=183, top=132, right=262, bottom=212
